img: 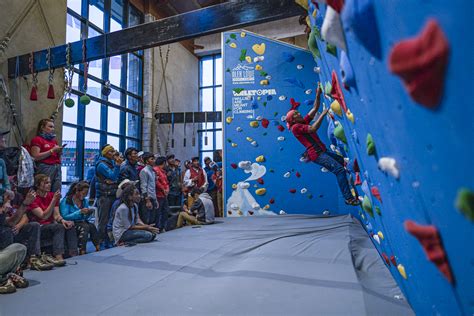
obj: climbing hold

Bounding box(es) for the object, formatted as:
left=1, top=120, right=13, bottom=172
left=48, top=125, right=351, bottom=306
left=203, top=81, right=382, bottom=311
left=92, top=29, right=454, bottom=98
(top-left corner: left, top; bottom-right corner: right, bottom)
left=305, top=89, right=312, bottom=95
left=263, top=205, right=270, bottom=210
left=229, top=43, right=237, bottom=48
left=279, top=210, right=287, bottom=215
left=289, top=189, right=296, bottom=194
left=390, top=256, right=397, bottom=266
left=255, top=64, right=262, bottom=71
left=255, top=188, right=266, bottom=196
left=330, top=70, right=348, bottom=112
left=226, top=117, right=233, bottom=124
left=366, top=133, right=376, bottom=155
left=64, top=98, right=75, bottom=108
left=300, top=188, right=307, bottom=194
left=366, top=222, right=373, bottom=231
left=333, top=123, right=347, bottom=144
left=297, top=64, right=304, bottom=70
left=277, top=125, right=285, bottom=132
left=340, top=51, right=355, bottom=88
left=280, top=115, right=287, bottom=122
left=240, top=31, right=246, bottom=37
left=282, top=52, right=295, bottom=62
left=308, top=27, right=321, bottom=59
left=80, top=94, right=91, bottom=105
left=330, top=100, right=343, bottom=116
left=233, top=88, right=245, bottom=94
left=455, top=188, right=474, bottom=221
left=371, top=186, right=382, bottom=203
left=255, top=155, right=265, bottom=162
left=237, top=210, right=243, bottom=216
left=231, top=143, right=237, bottom=148
left=378, top=157, right=400, bottom=179
left=361, top=180, right=371, bottom=199
left=382, top=253, right=390, bottom=266
left=375, top=206, right=381, bottom=216
left=351, top=130, right=359, bottom=143
left=304, top=100, right=315, bottom=107
left=230, top=163, right=237, bottom=169
left=321, top=167, right=329, bottom=173
left=324, top=82, right=333, bottom=96
left=363, top=195, right=374, bottom=217
left=248, top=211, right=254, bottom=215
left=236, top=127, right=242, bottom=133
left=345, top=109, right=355, bottom=123
left=249, top=121, right=259, bottom=128
left=354, top=172, right=362, bottom=185
left=246, top=137, right=253, bottom=142
left=314, top=67, right=321, bottom=73
left=377, top=231, right=384, bottom=240
left=373, top=234, right=380, bottom=244
left=245, top=56, right=252, bottom=63
left=260, top=79, right=269, bottom=86
left=397, top=264, right=408, bottom=279
left=353, top=159, right=360, bottom=173
left=251, top=141, right=258, bottom=147
left=238, top=49, right=247, bottom=62
left=253, top=56, right=264, bottom=63
left=295, top=172, right=301, bottom=178
left=389, top=20, right=450, bottom=108
left=227, top=210, right=233, bottom=215
left=279, top=95, right=287, bottom=101
left=259, top=119, right=269, bottom=129
left=229, top=33, right=237, bottom=40
left=269, top=198, right=275, bottom=204
left=257, top=178, right=264, bottom=185
left=322, top=6, right=347, bottom=51
left=252, top=43, right=266, bottom=55
left=251, top=202, right=260, bottom=210
left=232, top=184, right=237, bottom=190
left=308, top=194, right=313, bottom=199
left=277, top=136, right=285, bottom=141
left=404, top=220, right=454, bottom=283
left=283, top=172, right=291, bottom=178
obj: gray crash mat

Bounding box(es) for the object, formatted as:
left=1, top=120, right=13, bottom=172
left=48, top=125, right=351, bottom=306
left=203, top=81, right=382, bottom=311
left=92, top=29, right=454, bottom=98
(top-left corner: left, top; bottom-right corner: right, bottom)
left=0, top=214, right=413, bottom=315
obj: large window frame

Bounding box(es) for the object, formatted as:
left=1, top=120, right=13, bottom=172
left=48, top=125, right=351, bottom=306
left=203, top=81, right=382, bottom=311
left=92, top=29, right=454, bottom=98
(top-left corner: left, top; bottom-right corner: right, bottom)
left=62, top=0, right=144, bottom=191
left=198, top=54, right=223, bottom=163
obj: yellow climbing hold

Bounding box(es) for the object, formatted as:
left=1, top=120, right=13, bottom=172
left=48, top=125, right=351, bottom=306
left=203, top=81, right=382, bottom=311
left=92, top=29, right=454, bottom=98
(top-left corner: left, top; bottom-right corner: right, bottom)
left=377, top=231, right=384, bottom=240
left=240, top=31, right=246, bottom=37
left=256, top=155, right=265, bottom=162
left=331, top=100, right=342, bottom=116
left=249, top=121, right=259, bottom=128
left=260, top=79, right=269, bottom=86
left=237, top=210, right=243, bottom=216
left=397, top=264, right=407, bottom=279
left=226, top=117, right=233, bottom=124
left=245, top=56, right=252, bottom=63
left=232, top=184, right=237, bottom=190
left=255, top=188, right=266, bottom=196
left=246, top=137, right=253, bottom=142
left=229, top=43, right=237, bottom=48
left=351, top=188, right=356, bottom=197
left=252, top=43, right=266, bottom=55
left=346, top=109, right=355, bottom=123
left=231, top=143, right=237, bottom=147
left=255, top=64, right=263, bottom=71
left=264, top=204, right=270, bottom=210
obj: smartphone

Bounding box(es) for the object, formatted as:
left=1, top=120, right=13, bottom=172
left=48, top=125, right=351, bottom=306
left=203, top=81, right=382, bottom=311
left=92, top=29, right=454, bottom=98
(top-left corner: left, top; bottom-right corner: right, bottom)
left=62, top=143, right=68, bottom=147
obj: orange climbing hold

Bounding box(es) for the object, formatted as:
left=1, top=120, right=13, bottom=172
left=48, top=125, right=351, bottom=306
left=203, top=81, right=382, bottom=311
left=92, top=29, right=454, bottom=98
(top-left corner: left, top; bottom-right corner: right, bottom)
left=371, top=186, right=382, bottom=203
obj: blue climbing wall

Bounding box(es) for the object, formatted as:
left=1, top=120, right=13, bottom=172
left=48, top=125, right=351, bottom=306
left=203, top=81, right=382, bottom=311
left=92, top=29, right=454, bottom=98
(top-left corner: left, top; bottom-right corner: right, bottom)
left=301, top=0, right=474, bottom=315
left=222, top=31, right=344, bottom=216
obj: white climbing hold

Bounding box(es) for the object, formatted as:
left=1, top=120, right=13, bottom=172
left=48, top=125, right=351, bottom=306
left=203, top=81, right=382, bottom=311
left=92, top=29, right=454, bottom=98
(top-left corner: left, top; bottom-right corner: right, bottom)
left=283, top=172, right=291, bottom=178
left=279, top=210, right=287, bottom=215
left=330, top=144, right=337, bottom=152
left=321, top=167, right=329, bottom=173
left=305, top=89, right=312, bottom=95
left=279, top=95, right=287, bottom=101
left=277, top=136, right=285, bottom=141
left=251, top=141, right=258, bottom=147
left=314, top=66, right=321, bottom=73
left=358, top=196, right=364, bottom=202
left=281, top=115, right=287, bottom=122
left=230, top=203, right=239, bottom=210
left=373, top=234, right=381, bottom=244
left=297, top=64, right=304, bottom=70
left=323, top=210, right=330, bottom=215
left=300, top=156, right=308, bottom=163
left=253, top=56, right=264, bottom=62
left=344, top=158, right=350, bottom=164
left=236, top=127, right=243, bottom=132
left=238, top=161, right=252, bottom=170
left=300, top=188, right=308, bottom=194
left=251, top=202, right=260, bottom=210
left=265, top=75, right=272, bottom=80
left=256, top=116, right=263, bottom=121
left=378, top=157, right=400, bottom=179
left=239, top=182, right=250, bottom=189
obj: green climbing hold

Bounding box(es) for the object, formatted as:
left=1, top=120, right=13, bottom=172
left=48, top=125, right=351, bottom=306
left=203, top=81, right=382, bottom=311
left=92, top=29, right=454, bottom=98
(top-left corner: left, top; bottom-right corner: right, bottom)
left=308, top=194, right=313, bottom=199
left=363, top=195, right=374, bottom=218
left=226, top=108, right=232, bottom=113
left=233, top=88, right=245, bottom=94
left=274, top=112, right=278, bottom=117
left=79, top=94, right=91, bottom=105
left=455, top=188, right=474, bottom=221
left=325, top=82, right=332, bottom=95
left=227, top=138, right=232, bottom=143
left=260, top=71, right=268, bottom=77
left=64, top=98, right=75, bottom=108
left=326, top=44, right=337, bottom=56
left=225, top=39, right=231, bottom=44
left=366, top=133, right=376, bottom=155
left=313, top=26, right=322, bottom=40
left=226, top=68, right=231, bottom=73
left=375, top=206, right=382, bottom=216
left=263, top=102, right=267, bottom=106
left=269, top=168, right=274, bottom=173
left=239, top=49, right=247, bottom=62
left=334, top=124, right=347, bottom=144
left=230, top=33, right=237, bottom=40
left=308, top=28, right=321, bottom=59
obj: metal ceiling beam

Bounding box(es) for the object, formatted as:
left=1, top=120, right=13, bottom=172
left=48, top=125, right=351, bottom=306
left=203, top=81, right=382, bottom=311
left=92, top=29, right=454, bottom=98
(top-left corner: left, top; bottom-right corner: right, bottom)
left=8, top=0, right=304, bottom=78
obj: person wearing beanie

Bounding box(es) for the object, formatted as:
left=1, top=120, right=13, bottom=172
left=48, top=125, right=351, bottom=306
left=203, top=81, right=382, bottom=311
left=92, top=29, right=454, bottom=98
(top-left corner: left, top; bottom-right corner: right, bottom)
left=139, top=153, right=158, bottom=225
left=287, top=84, right=359, bottom=206
left=153, top=156, right=170, bottom=232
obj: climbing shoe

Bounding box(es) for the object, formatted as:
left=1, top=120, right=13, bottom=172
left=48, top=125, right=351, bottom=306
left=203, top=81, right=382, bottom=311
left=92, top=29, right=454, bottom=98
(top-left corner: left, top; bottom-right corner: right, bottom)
left=30, top=256, right=53, bottom=271
left=0, top=279, right=16, bottom=294
left=40, top=254, right=66, bottom=267
left=9, top=273, right=29, bottom=288
left=345, top=198, right=361, bottom=206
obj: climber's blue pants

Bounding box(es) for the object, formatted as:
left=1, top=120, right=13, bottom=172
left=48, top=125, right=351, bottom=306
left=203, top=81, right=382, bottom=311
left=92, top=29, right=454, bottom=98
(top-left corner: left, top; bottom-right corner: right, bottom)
left=314, top=152, right=353, bottom=200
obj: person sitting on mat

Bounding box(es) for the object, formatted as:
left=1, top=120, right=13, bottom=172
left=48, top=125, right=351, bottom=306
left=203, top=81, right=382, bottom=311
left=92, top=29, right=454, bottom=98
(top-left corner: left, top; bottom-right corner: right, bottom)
left=60, top=181, right=100, bottom=255
left=113, top=185, right=159, bottom=245
left=286, top=84, right=360, bottom=206
left=176, top=188, right=215, bottom=228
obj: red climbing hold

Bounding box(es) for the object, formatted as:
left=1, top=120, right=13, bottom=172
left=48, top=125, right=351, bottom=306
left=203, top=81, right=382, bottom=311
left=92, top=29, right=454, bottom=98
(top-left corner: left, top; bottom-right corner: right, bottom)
left=353, top=159, right=360, bottom=173
left=296, top=172, right=301, bottom=178
left=277, top=125, right=285, bottom=132
left=257, top=178, right=264, bottom=185
left=390, top=255, right=397, bottom=266
left=404, top=220, right=454, bottom=283
left=382, top=253, right=390, bottom=266
left=330, top=70, right=347, bottom=112
left=269, top=198, right=275, bottom=204
left=389, top=20, right=449, bottom=108
left=261, top=118, right=269, bottom=128
left=231, top=163, right=237, bottom=169
left=47, top=84, right=55, bottom=99
left=327, top=0, right=344, bottom=13
left=289, top=189, right=296, bottom=194
left=354, top=172, right=362, bottom=186
left=290, top=98, right=300, bottom=109
left=371, top=186, right=382, bottom=203
left=30, top=86, right=38, bottom=101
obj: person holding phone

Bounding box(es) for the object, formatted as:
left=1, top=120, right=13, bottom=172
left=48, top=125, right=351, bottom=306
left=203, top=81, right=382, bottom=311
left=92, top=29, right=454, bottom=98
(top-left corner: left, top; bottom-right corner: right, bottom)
left=60, top=181, right=100, bottom=255
left=30, top=119, right=65, bottom=192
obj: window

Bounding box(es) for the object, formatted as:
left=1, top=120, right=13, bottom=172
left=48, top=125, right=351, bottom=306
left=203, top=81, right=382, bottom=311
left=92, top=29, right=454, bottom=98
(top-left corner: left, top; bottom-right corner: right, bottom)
left=62, top=0, right=144, bottom=187
left=199, top=54, right=222, bottom=161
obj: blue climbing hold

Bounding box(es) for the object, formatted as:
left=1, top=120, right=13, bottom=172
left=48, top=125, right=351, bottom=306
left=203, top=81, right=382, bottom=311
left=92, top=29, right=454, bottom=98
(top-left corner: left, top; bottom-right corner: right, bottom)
left=340, top=51, right=356, bottom=88
left=282, top=52, right=295, bottom=63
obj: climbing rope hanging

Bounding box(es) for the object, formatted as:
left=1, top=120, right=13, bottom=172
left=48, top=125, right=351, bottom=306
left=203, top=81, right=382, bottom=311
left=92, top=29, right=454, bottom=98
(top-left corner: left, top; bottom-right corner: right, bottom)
left=64, top=43, right=75, bottom=108
left=28, top=52, right=38, bottom=101
left=154, top=45, right=172, bottom=155
left=46, top=47, right=55, bottom=99
left=80, top=38, right=91, bottom=105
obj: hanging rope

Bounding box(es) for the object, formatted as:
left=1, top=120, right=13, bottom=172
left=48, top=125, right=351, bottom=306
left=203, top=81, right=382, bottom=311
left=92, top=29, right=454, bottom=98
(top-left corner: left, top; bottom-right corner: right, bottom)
left=28, top=52, right=38, bottom=101
left=154, top=45, right=172, bottom=155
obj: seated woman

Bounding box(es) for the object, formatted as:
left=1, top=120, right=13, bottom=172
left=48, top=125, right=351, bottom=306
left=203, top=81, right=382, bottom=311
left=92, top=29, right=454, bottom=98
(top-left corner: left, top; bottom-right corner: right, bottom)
left=176, top=188, right=215, bottom=228
left=113, top=185, right=159, bottom=245
left=60, top=181, right=100, bottom=255
left=28, top=174, right=77, bottom=266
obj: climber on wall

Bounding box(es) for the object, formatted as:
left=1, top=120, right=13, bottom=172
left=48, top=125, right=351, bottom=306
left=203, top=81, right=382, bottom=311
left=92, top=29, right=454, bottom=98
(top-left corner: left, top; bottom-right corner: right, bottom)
left=286, top=85, right=360, bottom=206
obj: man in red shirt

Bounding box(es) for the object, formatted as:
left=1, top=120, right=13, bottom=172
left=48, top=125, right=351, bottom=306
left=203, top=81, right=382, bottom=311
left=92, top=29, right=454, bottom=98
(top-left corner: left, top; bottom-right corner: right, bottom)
left=286, top=85, right=359, bottom=206
left=153, top=156, right=170, bottom=233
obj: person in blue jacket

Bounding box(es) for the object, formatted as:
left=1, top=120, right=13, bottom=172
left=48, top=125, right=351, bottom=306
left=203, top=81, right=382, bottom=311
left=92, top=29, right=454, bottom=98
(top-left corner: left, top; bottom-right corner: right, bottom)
left=95, top=145, right=122, bottom=248
left=60, top=181, right=99, bottom=255
left=0, top=157, right=11, bottom=205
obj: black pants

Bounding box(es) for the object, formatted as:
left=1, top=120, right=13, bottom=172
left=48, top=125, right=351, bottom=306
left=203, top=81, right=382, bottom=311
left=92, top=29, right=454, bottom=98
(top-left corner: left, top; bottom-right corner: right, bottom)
left=97, top=195, right=115, bottom=242
left=41, top=223, right=78, bottom=256
left=167, top=194, right=181, bottom=207
left=156, top=197, right=169, bottom=231
left=139, top=199, right=157, bottom=225
left=14, top=222, right=40, bottom=258
left=75, top=222, right=100, bottom=251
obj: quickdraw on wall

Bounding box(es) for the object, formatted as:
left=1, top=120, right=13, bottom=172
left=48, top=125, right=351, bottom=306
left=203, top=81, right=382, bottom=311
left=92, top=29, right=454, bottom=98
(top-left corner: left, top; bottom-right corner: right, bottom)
left=64, top=43, right=75, bottom=108
left=79, top=39, right=91, bottom=105
left=46, top=47, right=55, bottom=99
left=29, top=52, right=38, bottom=101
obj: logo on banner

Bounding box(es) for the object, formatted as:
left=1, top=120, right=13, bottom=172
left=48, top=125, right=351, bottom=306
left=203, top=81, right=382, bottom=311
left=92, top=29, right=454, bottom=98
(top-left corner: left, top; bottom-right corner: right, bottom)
left=232, top=64, right=255, bottom=84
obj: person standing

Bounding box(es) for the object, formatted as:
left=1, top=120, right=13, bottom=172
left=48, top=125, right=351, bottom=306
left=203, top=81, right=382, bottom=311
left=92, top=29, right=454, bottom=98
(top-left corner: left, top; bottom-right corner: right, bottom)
left=203, top=157, right=218, bottom=217
left=154, top=156, right=170, bottom=233
left=119, top=147, right=140, bottom=182
left=139, top=153, right=158, bottom=225
left=165, top=154, right=181, bottom=208
left=30, top=119, right=64, bottom=192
